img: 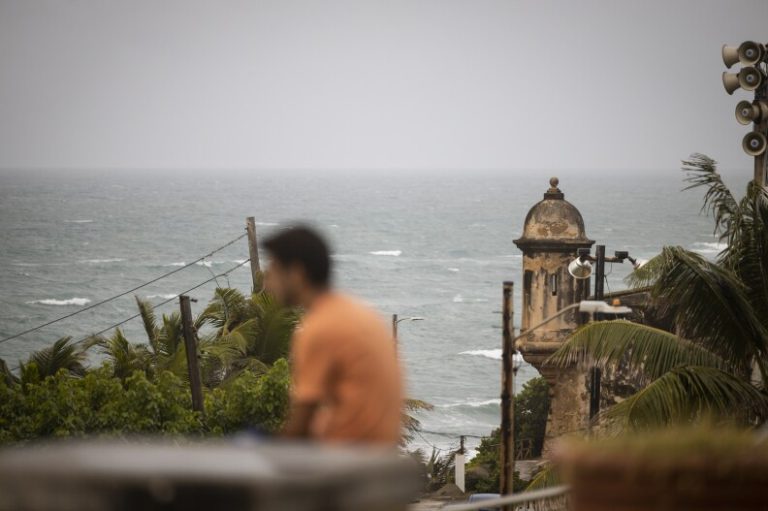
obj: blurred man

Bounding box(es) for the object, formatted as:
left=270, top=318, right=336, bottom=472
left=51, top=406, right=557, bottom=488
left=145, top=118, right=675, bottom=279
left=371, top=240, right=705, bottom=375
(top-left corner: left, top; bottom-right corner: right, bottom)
left=263, top=226, right=403, bottom=446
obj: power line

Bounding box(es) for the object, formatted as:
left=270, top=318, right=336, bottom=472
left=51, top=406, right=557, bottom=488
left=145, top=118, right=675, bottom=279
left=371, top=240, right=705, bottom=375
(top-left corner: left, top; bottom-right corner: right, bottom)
left=415, top=430, right=459, bottom=453
left=0, top=233, right=247, bottom=346
left=8, top=259, right=252, bottom=373
left=73, top=258, right=251, bottom=344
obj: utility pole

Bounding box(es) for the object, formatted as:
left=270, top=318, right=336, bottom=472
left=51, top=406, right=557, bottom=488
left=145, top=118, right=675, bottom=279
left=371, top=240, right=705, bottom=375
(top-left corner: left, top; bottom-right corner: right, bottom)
left=180, top=295, right=205, bottom=415
left=755, top=82, right=767, bottom=187
left=589, top=245, right=605, bottom=421
left=245, top=217, right=263, bottom=292
left=500, top=281, right=516, bottom=502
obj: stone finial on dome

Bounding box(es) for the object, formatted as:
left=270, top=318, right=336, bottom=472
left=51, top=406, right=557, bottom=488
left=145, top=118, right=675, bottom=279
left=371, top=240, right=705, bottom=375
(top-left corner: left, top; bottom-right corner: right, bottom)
left=544, top=177, right=564, bottom=200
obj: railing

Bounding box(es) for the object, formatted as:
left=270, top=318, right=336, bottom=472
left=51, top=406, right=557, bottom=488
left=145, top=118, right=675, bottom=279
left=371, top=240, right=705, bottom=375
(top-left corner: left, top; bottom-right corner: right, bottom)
left=442, top=485, right=569, bottom=511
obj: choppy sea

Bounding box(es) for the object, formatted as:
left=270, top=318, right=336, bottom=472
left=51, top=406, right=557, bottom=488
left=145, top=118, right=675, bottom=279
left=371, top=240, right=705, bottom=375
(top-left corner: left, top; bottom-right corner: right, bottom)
left=0, top=167, right=750, bottom=453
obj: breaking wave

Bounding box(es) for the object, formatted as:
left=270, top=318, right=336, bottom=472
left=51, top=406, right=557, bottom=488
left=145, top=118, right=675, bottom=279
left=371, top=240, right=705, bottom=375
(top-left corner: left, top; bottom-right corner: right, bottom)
left=459, top=350, right=525, bottom=363
left=439, top=399, right=500, bottom=409
left=27, top=297, right=91, bottom=306
left=370, top=250, right=402, bottom=257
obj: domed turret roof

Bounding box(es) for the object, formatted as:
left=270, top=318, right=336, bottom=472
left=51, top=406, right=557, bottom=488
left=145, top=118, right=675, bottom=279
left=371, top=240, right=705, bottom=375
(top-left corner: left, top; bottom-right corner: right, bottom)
left=514, top=177, right=594, bottom=251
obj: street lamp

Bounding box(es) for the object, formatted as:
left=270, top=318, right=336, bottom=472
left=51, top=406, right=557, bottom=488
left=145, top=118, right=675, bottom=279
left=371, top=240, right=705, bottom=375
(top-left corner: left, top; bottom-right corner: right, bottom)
left=568, top=245, right=639, bottom=421
left=500, top=284, right=631, bottom=501
left=391, top=314, right=424, bottom=342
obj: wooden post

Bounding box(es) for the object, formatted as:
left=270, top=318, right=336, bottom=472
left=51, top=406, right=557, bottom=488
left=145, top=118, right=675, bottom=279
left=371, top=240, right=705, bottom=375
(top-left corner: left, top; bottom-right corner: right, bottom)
left=392, top=314, right=398, bottom=343
left=180, top=295, right=205, bottom=415
left=500, top=281, right=515, bottom=501
left=246, top=217, right=263, bottom=292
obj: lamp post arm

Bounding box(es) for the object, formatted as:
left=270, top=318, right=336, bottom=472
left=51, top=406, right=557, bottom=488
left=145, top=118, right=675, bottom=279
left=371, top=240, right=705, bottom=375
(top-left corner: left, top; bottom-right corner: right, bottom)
left=511, top=302, right=581, bottom=345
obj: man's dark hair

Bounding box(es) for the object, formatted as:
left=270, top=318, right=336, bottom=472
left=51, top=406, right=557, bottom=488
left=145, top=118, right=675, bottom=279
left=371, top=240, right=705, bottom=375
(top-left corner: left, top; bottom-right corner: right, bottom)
left=262, top=225, right=332, bottom=287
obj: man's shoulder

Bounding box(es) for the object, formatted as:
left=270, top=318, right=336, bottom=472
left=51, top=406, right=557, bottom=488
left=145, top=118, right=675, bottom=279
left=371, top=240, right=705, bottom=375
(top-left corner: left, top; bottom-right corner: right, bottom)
left=305, top=293, right=384, bottom=332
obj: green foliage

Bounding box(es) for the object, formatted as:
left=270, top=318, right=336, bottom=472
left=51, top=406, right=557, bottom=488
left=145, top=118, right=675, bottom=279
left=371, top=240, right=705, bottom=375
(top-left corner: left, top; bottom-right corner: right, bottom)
left=205, top=359, right=291, bottom=434
left=0, top=360, right=292, bottom=445
left=0, top=287, right=426, bottom=446
left=465, top=377, right=549, bottom=493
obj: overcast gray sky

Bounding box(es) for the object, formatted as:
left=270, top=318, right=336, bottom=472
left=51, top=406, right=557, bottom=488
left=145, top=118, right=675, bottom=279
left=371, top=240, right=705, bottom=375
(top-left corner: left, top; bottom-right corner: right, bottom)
left=0, top=0, right=766, bottom=172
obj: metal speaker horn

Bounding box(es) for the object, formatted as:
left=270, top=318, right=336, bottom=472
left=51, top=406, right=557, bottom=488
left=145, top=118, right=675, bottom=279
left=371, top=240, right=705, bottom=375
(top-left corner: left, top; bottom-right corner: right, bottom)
left=743, top=131, right=767, bottom=157
left=722, top=44, right=741, bottom=68
left=568, top=258, right=593, bottom=279
left=739, top=67, right=763, bottom=91
left=738, top=41, right=765, bottom=66
left=736, top=100, right=768, bottom=125
left=722, top=72, right=741, bottom=95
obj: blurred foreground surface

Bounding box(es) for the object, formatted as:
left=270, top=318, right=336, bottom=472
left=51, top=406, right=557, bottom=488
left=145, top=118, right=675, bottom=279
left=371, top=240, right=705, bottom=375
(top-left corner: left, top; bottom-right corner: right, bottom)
left=0, top=439, right=420, bottom=511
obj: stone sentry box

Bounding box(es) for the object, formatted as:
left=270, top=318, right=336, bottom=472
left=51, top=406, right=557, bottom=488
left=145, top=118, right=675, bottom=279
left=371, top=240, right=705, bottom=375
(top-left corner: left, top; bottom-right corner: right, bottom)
left=513, top=178, right=594, bottom=455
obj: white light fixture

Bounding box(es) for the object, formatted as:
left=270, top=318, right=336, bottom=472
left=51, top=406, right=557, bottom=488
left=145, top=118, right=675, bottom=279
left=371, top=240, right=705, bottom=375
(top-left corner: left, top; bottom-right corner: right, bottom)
left=578, top=300, right=632, bottom=315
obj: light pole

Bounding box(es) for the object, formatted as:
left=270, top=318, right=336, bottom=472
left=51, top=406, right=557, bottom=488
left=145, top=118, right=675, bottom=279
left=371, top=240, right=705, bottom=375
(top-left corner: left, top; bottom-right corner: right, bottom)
left=499, top=294, right=630, bottom=502
left=391, top=314, right=424, bottom=343
left=568, top=246, right=643, bottom=420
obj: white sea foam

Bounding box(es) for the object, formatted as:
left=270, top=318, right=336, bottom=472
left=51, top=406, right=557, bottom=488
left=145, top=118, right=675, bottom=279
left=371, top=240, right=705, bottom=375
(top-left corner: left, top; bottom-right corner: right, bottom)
left=231, top=259, right=251, bottom=266
left=27, top=297, right=91, bottom=306
left=196, top=261, right=213, bottom=268
left=168, top=262, right=186, bottom=267
left=256, top=222, right=279, bottom=226
left=691, top=241, right=728, bottom=254
left=453, top=294, right=464, bottom=303
left=66, top=219, right=94, bottom=224
left=80, top=258, right=125, bottom=264
left=370, top=250, right=402, bottom=257
left=146, top=294, right=177, bottom=300
left=440, top=398, right=501, bottom=409
left=447, top=267, right=460, bottom=272
left=459, top=349, right=525, bottom=363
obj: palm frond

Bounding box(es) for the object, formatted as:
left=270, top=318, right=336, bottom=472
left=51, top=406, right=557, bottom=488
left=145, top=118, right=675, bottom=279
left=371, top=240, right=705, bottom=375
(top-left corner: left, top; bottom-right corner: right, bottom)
left=135, top=296, right=159, bottom=346
left=93, top=328, right=152, bottom=379
left=681, top=154, right=738, bottom=241
left=247, top=292, right=299, bottom=365
left=626, top=246, right=767, bottom=369
left=525, top=463, right=560, bottom=491
left=547, top=320, right=728, bottom=381
left=196, top=287, right=248, bottom=331
left=26, top=337, right=88, bottom=378
left=722, top=182, right=768, bottom=328
left=0, top=357, right=18, bottom=385
left=602, top=365, right=768, bottom=429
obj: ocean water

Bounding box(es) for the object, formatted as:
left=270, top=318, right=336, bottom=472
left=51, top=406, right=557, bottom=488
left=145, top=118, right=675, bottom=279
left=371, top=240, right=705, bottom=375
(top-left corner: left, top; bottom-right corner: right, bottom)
left=0, top=167, right=750, bottom=453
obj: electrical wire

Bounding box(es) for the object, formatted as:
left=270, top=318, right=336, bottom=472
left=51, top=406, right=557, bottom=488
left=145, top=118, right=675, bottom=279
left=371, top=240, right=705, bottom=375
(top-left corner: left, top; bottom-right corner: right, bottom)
left=415, top=430, right=459, bottom=453
left=72, top=258, right=251, bottom=345
left=0, top=233, right=247, bottom=346
left=8, top=258, right=252, bottom=373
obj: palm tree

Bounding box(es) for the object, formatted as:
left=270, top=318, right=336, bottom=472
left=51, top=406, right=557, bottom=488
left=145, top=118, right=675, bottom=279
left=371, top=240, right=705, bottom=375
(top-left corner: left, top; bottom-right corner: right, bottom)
left=197, top=288, right=299, bottom=384
left=85, top=328, right=153, bottom=380
left=19, top=337, right=88, bottom=383
left=548, top=154, right=768, bottom=430
left=135, top=296, right=190, bottom=380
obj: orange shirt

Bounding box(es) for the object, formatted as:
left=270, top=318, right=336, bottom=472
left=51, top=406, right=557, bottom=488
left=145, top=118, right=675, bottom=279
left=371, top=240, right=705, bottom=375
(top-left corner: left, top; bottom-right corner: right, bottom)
left=290, top=292, right=403, bottom=445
